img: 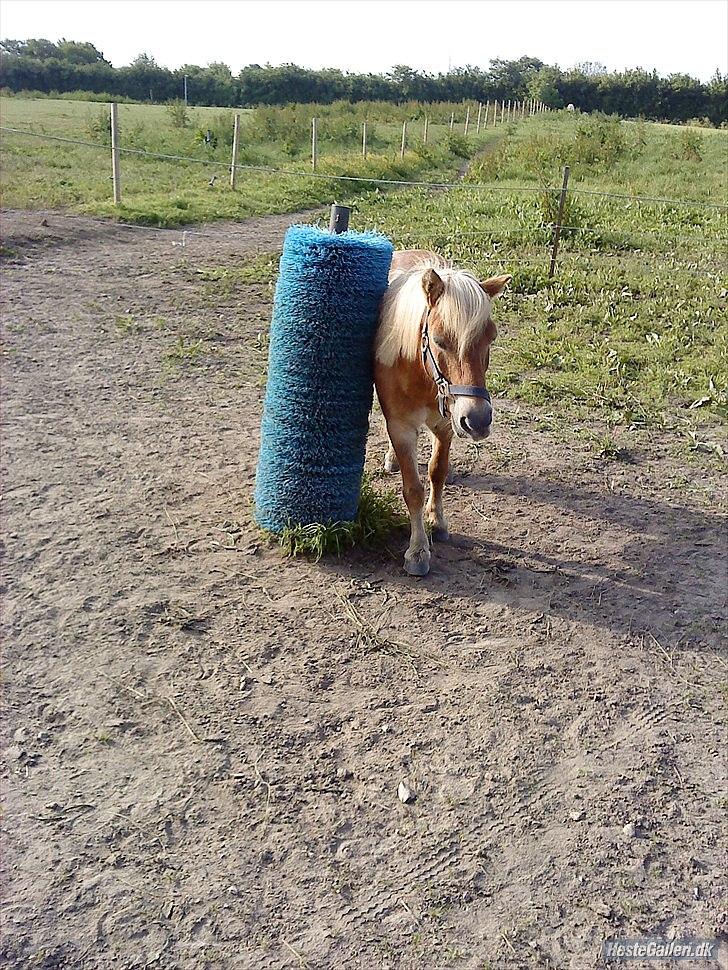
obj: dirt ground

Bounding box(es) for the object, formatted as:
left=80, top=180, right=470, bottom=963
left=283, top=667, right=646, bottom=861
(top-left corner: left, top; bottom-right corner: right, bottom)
left=1, top=208, right=726, bottom=970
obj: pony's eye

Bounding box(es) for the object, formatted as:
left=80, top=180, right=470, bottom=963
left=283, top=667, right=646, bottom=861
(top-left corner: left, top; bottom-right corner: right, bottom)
left=433, top=335, right=450, bottom=350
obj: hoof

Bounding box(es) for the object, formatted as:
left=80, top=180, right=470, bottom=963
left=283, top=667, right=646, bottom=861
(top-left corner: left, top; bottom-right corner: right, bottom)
left=431, top=526, right=450, bottom=543
left=405, top=557, right=431, bottom=576
left=384, top=454, right=400, bottom=474
left=404, top=549, right=431, bottom=576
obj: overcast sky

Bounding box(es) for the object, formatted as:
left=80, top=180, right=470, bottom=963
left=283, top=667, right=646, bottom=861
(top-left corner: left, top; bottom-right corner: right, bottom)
left=2, top=0, right=726, bottom=82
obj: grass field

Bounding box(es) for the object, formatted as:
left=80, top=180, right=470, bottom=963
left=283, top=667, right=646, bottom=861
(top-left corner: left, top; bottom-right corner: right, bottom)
left=352, top=113, right=727, bottom=432
left=1, top=96, right=726, bottom=433
left=0, top=96, right=484, bottom=225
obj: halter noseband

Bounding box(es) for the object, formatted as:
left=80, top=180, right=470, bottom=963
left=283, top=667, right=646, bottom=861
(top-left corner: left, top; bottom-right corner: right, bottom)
left=421, top=308, right=492, bottom=418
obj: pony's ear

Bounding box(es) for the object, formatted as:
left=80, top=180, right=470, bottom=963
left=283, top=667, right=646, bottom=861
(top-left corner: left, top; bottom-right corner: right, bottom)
left=422, top=268, right=445, bottom=307
left=482, top=274, right=512, bottom=298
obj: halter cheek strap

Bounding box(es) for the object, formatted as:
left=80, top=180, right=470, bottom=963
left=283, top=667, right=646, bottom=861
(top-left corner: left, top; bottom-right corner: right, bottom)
left=421, top=309, right=492, bottom=418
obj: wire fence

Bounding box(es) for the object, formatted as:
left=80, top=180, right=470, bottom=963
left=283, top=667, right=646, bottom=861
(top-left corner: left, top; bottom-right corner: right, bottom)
left=3, top=207, right=721, bottom=281
left=2, top=125, right=727, bottom=211
left=1, top=120, right=726, bottom=279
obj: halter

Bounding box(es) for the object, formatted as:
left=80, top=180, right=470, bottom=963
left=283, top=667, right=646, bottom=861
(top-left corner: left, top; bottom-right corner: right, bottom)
left=421, top=308, right=492, bottom=418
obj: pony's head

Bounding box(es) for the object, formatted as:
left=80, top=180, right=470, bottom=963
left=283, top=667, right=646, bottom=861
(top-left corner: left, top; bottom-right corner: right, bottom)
left=377, top=261, right=511, bottom=439
left=423, top=267, right=510, bottom=439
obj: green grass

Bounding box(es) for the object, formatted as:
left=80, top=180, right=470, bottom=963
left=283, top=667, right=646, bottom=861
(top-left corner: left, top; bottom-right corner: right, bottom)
left=273, top=477, right=407, bottom=560
left=162, top=335, right=208, bottom=370
left=0, top=95, right=493, bottom=226
left=2, top=98, right=726, bottom=433
left=351, top=111, right=727, bottom=430
left=193, top=251, right=280, bottom=288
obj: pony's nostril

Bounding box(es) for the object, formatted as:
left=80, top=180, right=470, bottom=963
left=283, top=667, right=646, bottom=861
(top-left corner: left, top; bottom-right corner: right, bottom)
left=459, top=409, right=493, bottom=438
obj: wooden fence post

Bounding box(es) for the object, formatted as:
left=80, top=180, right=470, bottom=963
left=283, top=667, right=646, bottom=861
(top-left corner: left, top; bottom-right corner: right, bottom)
left=423, top=115, right=429, bottom=143
left=449, top=111, right=455, bottom=131
left=464, top=106, right=470, bottom=136
left=311, top=117, right=317, bottom=171
left=548, top=165, right=570, bottom=278
left=329, top=204, right=350, bottom=233
left=521, top=99, right=526, bottom=119
left=362, top=121, right=367, bottom=158
left=230, top=112, right=240, bottom=189
left=400, top=120, right=407, bottom=158
left=476, top=101, right=483, bottom=133
left=492, top=101, right=498, bottom=127
left=110, top=102, right=121, bottom=204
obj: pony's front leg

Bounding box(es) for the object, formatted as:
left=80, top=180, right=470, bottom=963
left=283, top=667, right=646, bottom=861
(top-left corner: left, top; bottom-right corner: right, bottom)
left=384, top=443, right=400, bottom=474
left=387, top=420, right=430, bottom=576
left=426, top=427, right=452, bottom=542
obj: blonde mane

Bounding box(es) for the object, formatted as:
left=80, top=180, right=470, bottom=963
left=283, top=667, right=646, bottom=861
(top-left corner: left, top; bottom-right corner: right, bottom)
left=375, top=261, right=492, bottom=367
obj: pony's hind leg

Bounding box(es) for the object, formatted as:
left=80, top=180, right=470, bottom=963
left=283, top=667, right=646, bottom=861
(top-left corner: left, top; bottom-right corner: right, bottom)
left=426, top=427, right=452, bottom=542
left=387, top=419, right=430, bottom=576
left=384, top=443, right=400, bottom=474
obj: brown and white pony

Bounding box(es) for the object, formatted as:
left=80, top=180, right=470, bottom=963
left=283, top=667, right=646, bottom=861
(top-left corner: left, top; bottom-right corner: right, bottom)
left=375, top=250, right=510, bottom=576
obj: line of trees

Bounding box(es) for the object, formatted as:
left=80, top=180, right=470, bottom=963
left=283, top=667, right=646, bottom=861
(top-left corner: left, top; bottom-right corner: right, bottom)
left=1, top=40, right=726, bottom=125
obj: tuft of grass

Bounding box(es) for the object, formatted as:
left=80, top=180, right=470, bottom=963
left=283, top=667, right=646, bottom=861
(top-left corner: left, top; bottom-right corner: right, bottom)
left=162, top=335, right=207, bottom=369
left=590, top=431, right=629, bottom=460
left=114, top=314, right=141, bottom=335
left=274, top=476, right=407, bottom=560
left=194, top=252, right=280, bottom=291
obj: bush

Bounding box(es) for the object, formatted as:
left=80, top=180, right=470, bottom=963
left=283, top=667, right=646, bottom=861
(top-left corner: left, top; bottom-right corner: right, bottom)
left=630, top=120, right=648, bottom=157
left=517, top=134, right=569, bottom=179
left=572, top=113, right=626, bottom=167
left=166, top=99, right=189, bottom=129
left=85, top=105, right=112, bottom=144
left=194, top=110, right=236, bottom=150
left=246, top=105, right=309, bottom=145
left=446, top=132, right=474, bottom=158
left=675, top=128, right=703, bottom=161
left=410, top=141, right=436, bottom=162
left=536, top=184, right=586, bottom=235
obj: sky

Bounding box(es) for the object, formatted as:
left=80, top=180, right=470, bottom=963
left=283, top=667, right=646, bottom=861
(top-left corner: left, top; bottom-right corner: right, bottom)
left=1, top=0, right=726, bottom=82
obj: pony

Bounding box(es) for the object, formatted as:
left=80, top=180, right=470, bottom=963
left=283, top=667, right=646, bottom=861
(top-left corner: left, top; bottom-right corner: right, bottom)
left=374, top=250, right=510, bottom=576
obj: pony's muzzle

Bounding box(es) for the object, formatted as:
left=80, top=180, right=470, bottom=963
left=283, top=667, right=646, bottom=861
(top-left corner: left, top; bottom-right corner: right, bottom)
left=453, top=399, right=493, bottom=440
